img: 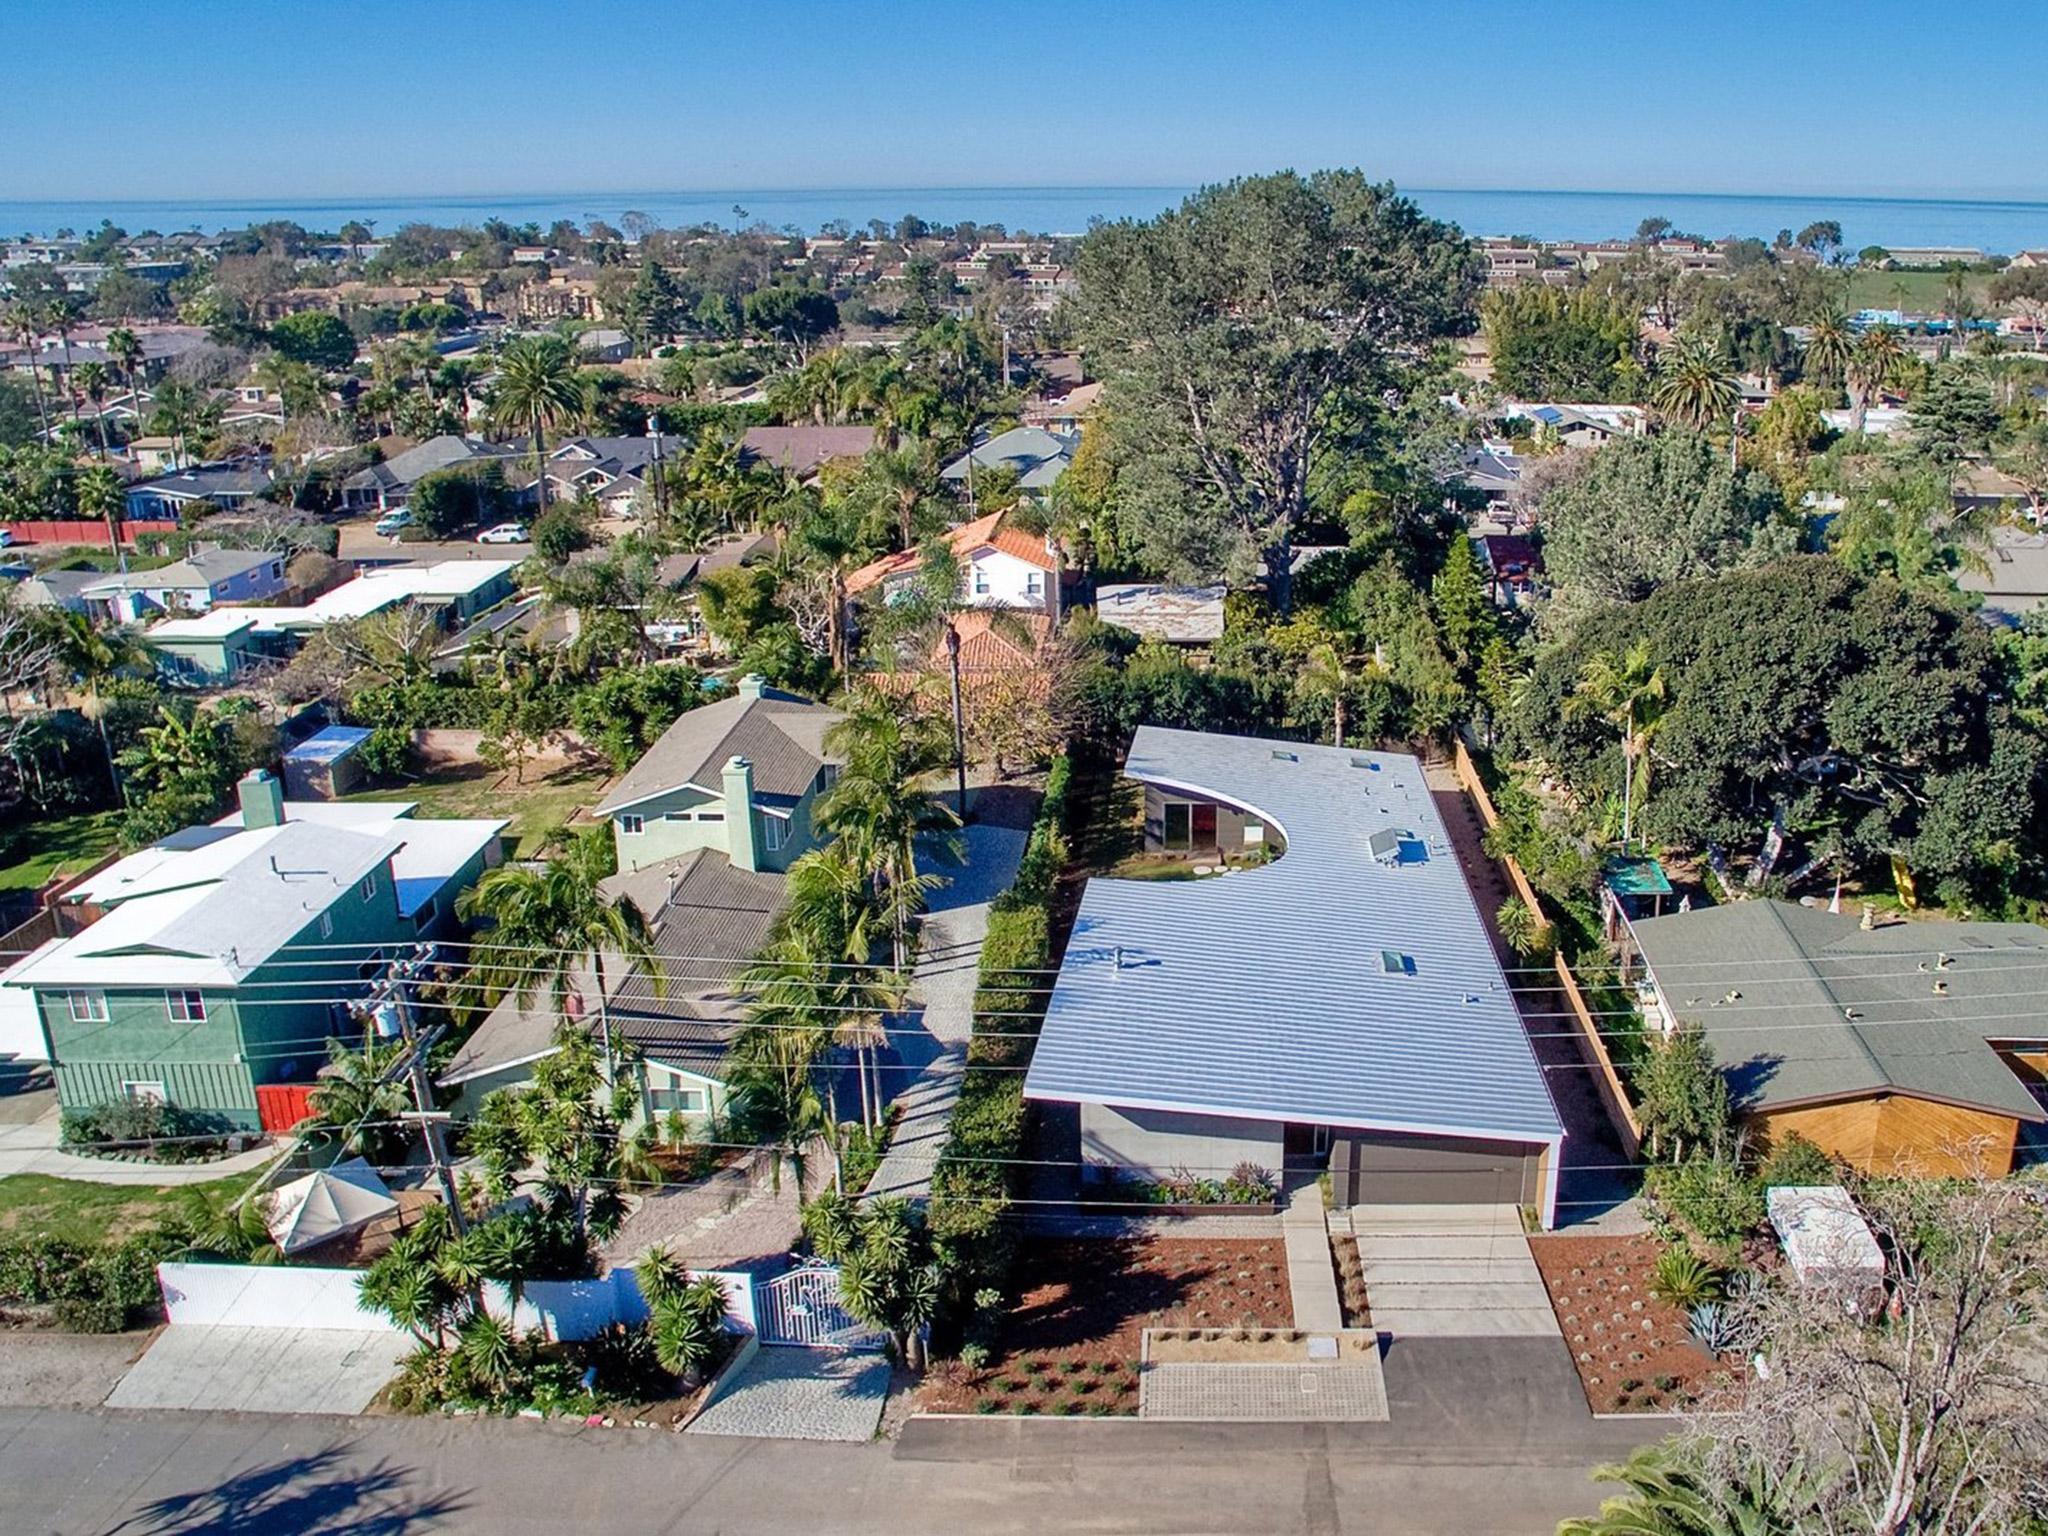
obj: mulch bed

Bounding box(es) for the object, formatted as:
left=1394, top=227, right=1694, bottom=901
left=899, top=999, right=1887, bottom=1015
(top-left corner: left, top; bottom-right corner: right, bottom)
left=1528, top=1233, right=1737, bottom=1415
left=918, top=1236, right=1291, bottom=1417
left=1330, top=1234, right=1371, bottom=1327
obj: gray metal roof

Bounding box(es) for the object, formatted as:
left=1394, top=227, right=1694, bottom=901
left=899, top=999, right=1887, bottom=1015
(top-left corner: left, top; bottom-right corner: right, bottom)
left=1630, top=901, right=2048, bottom=1121
left=594, top=687, right=839, bottom=815
left=1024, top=728, right=1565, bottom=1146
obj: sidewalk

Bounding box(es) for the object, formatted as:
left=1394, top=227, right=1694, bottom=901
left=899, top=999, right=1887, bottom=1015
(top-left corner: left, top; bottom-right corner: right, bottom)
left=0, top=1108, right=280, bottom=1186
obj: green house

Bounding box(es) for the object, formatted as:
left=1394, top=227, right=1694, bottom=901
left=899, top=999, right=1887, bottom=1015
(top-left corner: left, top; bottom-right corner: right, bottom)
left=5, top=771, right=507, bottom=1132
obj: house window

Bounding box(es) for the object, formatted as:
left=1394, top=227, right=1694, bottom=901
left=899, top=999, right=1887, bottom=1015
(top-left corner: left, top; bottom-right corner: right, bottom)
left=413, top=896, right=438, bottom=930
left=359, top=873, right=378, bottom=901
left=66, top=990, right=110, bottom=1023
left=648, top=1083, right=705, bottom=1115
left=123, top=1080, right=167, bottom=1106
left=1244, top=820, right=1265, bottom=846
left=817, top=764, right=839, bottom=794
left=319, top=911, right=334, bottom=939
left=1162, top=802, right=1192, bottom=851
left=697, top=810, right=725, bottom=823
left=1026, top=571, right=1043, bottom=595
left=619, top=814, right=645, bottom=835
left=763, top=816, right=786, bottom=852
left=166, top=990, right=207, bottom=1022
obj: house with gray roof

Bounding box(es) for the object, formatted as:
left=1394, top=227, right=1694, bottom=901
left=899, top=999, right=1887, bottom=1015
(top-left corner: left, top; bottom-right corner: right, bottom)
left=940, top=426, right=1079, bottom=493
left=594, top=675, right=841, bottom=876
left=79, top=545, right=288, bottom=623
left=1024, top=727, right=1566, bottom=1223
left=341, top=434, right=520, bottom=514
left=1628, top=900, right=2048, bottom=1177
left=124, top=463, right=273, bottom=521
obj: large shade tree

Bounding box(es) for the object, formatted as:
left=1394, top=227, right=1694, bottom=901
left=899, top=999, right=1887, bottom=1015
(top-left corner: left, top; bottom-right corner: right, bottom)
left=1076, top=170, right=1478, bottom=610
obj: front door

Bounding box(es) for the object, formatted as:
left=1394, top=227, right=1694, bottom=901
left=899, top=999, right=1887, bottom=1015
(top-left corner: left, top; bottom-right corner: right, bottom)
left=1191, top=802, right=1218, bottom=850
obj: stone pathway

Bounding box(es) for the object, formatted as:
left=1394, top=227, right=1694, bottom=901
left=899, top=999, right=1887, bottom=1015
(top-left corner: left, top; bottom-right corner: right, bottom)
left=685, top=1347, right=890, bottom=1442
left=1140, top=1358, right=1390, bottom=1422
left=600, top=1146, right=830, bottom=1273
left=863, top=819, right=1028, bottom=1200
left=1345, top=1203, right=1561, bottom=1339
left=1282, top=1179, right=1342, bottom=1333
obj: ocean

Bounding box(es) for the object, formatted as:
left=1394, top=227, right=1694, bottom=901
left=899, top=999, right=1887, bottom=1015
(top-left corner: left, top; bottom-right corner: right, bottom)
left=4, top=186, right=2048, bottom=252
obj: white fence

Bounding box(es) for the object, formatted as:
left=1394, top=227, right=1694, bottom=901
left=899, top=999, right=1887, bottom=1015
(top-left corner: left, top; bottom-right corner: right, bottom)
left=159, top=1261, right=759, bottom=1342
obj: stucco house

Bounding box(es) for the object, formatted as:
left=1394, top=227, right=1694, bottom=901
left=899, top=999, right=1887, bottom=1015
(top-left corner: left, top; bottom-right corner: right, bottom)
left=939, top=425, right=1078, bottom=494
left=1023, top=727, right=1567, bottom=1223
left=1, top=771, right=506, bottom=1133
left=340, top=435, right=520, bottom=514
left=844, top=508, right=1062, bottom=610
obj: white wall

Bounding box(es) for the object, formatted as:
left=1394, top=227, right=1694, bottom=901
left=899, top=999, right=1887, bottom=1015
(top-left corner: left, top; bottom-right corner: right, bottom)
left=965, top=547, right=1048, bottom=607
left=0, top=982, right=48, bottom=1062
left=159, top=1261, right=759, bottom=1342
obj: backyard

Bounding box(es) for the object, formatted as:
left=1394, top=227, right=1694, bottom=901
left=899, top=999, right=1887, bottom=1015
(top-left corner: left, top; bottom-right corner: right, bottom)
left=919, top=1236, right=1292, bottom=1416
left=342, top=760, right=608, bottom=859
left=0, top=811, right=121, bottom=895
left=0, top=1170, right=260, bottom=1247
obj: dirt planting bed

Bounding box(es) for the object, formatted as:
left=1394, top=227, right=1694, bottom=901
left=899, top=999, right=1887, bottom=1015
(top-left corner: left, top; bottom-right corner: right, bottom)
left=918, top=1236, right=1291, bottom=1417
left=1529, top=1233, right=1737, bottom=1415
left=1330, top=1234, right=1371, bottom=1326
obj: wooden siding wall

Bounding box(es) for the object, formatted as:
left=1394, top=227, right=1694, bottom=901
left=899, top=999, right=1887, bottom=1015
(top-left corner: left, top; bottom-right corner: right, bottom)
left=1997, top=1047, right=2048, bottom=1086
left=1751, top=1094, right=2019, bottom=1179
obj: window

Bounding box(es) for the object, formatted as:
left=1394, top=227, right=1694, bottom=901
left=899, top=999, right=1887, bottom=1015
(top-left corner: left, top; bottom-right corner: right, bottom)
left=1026, top=571, right=1043, bottom=595
left=1380, top=950, right=1416, bottom=977
left=166, top=990, right=207, bottom=1023
left=817, top=764, right=839, bottom=793
left=973, top=567, right=990, bottom=595
left=66, top=990, right=109, bottom=1023
left=123, top=1080, right=167, bottom=1107
left=648, top=1084, right=705, bottom=1116
left=1162, top=802, right=1192, bottom=851
left=619, top=814, right=645, bottom=835
left=319, top=911, right=334, bottom=939
left=413, top=896, right=438, bottom=931
left=762, top=816, right=786, bottom=852
left=359, top=872, right=378, bottom=901
left=697, top=810, right=725, bottom=823
left=1244, top=820, right=1265, bottom=846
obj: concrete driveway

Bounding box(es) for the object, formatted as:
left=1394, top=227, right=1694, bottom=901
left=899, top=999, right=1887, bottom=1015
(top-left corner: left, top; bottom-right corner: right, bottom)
left=105, top=1326, right=409, bottom=1414
left=1345, top=1204, right=1562, bottom=1338
left=0, top=1330, right=149, bottom=1407
left=338, top=525, right=533, bottom=564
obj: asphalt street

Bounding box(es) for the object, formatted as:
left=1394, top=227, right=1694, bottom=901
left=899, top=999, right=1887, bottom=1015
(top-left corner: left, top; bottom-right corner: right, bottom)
left=0, top=1341, right=1651, bottom=1535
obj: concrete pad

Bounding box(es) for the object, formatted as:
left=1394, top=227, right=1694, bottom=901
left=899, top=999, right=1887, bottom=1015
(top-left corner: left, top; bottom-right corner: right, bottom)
left=1350, top=1233, right=1548, bottom=1262
left=1370, top=1306, right=1564, bottom=1339
left=1362, top=1257, right=1544, bottom=1285
left=1352, top=1204, right=1561, bottom=1339
left=106, top=1326, right=409, bottom=1414
left=0, top=1329, right=149, bottom=1406
left=1141, top=1359, right=1390, bottom=1422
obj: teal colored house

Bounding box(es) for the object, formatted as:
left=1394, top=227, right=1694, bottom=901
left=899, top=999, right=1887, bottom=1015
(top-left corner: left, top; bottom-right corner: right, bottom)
left=3, top=771, right=506, bottom=1132
left=440, top=678, right=842, bottom=1133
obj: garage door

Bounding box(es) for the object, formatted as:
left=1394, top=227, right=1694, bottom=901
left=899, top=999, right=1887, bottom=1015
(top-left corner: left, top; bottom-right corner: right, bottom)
left=1331, top=1132, right=1537, bottom=1207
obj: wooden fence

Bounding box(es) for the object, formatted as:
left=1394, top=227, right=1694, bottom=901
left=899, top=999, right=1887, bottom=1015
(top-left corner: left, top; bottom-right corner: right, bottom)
left=1451, top=741, right=1643, bottom=1158
left=2, top=519, right=180, bottom=548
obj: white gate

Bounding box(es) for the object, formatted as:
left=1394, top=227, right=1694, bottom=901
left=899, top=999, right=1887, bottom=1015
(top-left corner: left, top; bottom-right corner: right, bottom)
left=752, top=1263, right=885, bottom=1349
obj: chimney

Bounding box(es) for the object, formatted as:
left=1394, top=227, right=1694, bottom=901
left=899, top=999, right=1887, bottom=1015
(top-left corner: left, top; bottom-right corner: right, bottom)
left=722, top=755, right=760, bottom=871
left=738, top=673, right=768, bottom=700
left=238, top=768, right=285, bottom=829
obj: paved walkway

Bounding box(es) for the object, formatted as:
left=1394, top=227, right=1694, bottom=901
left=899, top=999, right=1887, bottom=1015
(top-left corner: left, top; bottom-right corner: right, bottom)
left=1141, top=1358, right=1389, bottom=1422
left=863, top=818, right=1027, bottom=1200
left=599, top=1146, right=829, bottom=1274
left=1282, top=1179, right=1342, bottom=1332
left=105, top=1326, right=409, bottom=1415
left=685, top=1347, right=889, bottom=1442
left=1345, top=1204, right=1561, bottom=1339
left=0, top=1109, right=281, bottom=1185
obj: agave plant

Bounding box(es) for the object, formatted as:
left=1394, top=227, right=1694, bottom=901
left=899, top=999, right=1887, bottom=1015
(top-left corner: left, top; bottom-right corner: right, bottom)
left=1649, top=1246, right=1725, bottom=1310
left=1688, top=1301, right=1736, bottom=1356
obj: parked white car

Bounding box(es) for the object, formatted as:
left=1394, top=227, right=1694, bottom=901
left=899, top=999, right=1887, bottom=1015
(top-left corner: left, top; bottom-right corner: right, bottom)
left=475, top=523, right=528, bottom=545
left=372, top=509, right=413, bottom=536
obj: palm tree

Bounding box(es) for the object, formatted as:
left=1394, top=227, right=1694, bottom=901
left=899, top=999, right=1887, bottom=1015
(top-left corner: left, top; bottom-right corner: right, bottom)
left=1564, top=640, right=1668, bottom=849
left=726, top=1007, right=828, bottom=1198
left=51, top=608, right=147, bottom=796
left=148, top=376, right=206, bottom=464
left=73, top=464, right=128, bottom=574
left=1299, top=640, right=1364, bottom=747
left=6, top=296, right=52, bottom=441
left=1559, top=1440, right=1809, bottom=1536
left=490, top=335, right=583, bottom=514
left=177, top=1186, right=280, bottom=1263
left=1649, top=333, right=1738, bottom=433
left=1847, top=324, right=1906, bottom=433
left=455, top=827, right=663, bottom=1083
left=104, top=326, right=144, bottom=435
left=456, top=1313, right=519, bottom=1392
left=71, top=362, right=112, bottom=459
left=469, top=1213, right=543, bottom=1336
left=782, top=843, right=899, bottom=1129
left=1802, top=305, right=1854, bottom=388
left=818, top=686, right=962, bottom=968
left=305, top=1034, right=410, bottom=1160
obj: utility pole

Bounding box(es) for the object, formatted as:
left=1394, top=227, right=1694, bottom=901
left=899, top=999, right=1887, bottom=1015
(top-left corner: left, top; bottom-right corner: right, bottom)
left=647, top=411, right=667, bottom=531
left=945, top=621, right=969, bottom=823
left=381, top=946, right=466, bottom=1233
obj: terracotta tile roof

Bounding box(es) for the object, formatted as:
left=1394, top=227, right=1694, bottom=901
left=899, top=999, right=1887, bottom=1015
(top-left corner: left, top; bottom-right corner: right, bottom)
left=847, top=509, right=1057, bottom=595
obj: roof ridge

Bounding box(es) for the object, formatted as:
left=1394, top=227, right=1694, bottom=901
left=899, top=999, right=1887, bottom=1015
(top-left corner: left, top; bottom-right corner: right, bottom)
left=1758, top=900, right=1892, bottom=1085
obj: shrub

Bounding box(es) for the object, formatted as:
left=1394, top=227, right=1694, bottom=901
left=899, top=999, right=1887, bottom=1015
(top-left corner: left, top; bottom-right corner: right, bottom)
left=958, top=1341, right=991, bottom=1371
left=59, top=1099, right=234, bottom=1163
left=1648, top=1246, right=1725, bottom=1310
left=1645, top=1157, right=1765, bottom=1251
left=976, top=1397, right=1002, bottom=1414
left=1757, top=1131, right=1837, bottom=1190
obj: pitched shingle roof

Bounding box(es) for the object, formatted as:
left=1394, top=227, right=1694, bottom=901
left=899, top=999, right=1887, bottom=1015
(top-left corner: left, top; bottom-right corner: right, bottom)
left=1630, top=901, right=2048, bottom=1121
left=593, top=686, right=840, bottom=815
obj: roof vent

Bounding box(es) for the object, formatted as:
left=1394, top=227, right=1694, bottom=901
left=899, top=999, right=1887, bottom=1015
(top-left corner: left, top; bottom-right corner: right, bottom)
left=1381, top=949, right=1416, bottom=976
left=1368, top=827, right=1421, bottom=865
left=1270, top=749, right=1298, bottom=763
left=1350, top=757, right=1380, bottom=771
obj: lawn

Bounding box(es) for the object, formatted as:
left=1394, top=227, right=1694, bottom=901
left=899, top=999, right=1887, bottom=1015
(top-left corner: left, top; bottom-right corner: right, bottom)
left=0, top=811, right=122, bottom=894
left=342, top=762, right=608, bottom=859
left=0, top=1170, right=260, bottom=1246
left=1841, top=266, right=1997, bottom=315
left=918, top=1237, right=1292, bottom=1416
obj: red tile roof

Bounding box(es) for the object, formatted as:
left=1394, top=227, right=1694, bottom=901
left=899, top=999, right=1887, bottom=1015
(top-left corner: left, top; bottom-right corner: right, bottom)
left=845, top=510, right=1056, bottom=595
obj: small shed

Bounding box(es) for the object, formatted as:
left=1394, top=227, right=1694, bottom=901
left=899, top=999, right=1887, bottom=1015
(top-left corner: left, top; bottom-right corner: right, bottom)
left=281, top=725, right=374, bottom=800
left=1767, top=1184, right=1885, bottom=1299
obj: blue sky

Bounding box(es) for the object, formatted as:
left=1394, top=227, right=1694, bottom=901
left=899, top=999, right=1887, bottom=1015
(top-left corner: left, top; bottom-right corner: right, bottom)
left=4, top=0, right=2043, bottom=201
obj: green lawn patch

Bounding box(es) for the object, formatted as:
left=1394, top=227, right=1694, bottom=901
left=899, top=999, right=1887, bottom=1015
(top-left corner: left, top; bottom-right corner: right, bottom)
left=0, top=1170, right=260, bottom=1246
left=342, top=763, right=607, bottom=859
left=0, top=811, right=122, bottom=893
left=1841, top=267, right=1995, bottom=314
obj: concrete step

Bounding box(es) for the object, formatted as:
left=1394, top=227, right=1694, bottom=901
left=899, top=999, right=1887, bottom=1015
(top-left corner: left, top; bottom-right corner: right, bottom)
left=1347, top=1203, right=1526, bottom=1236
left=1364, top=1280, right=1554, bottom=1313
left=1352, top=1234, right=1546, bottom=1263
left=1370, top=1306, right=1562, bottom=1339
left=1360, top=1258, right=1543, bottom=1286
